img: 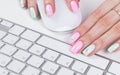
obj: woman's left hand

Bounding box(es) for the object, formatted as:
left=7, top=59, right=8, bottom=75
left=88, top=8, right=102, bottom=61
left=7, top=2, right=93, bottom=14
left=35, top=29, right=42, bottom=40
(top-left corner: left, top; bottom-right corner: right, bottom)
left=68, top=0, right=120, bottom=56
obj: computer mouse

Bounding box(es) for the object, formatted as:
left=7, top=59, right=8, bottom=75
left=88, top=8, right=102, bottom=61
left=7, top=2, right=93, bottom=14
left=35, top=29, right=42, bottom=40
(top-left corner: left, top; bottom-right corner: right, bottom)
left=37, top=0, right=82, bottom=32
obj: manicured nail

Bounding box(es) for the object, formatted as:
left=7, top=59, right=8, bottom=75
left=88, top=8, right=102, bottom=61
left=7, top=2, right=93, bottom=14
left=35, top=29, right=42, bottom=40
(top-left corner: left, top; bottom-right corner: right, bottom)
left=46, top=4, right=54, bottom=17
left=108, top=43, right=119, bottom=53
left=68, top=32, right=80, bottom=44
left=70, top=41, right=83, bottom=54
left=82, top=44, right=96, bottom=56
left=29, top=7, right=37, bottom=19
left=20, top=0, right=24, bottom=8
left=71, top=0, right=79, bottom=12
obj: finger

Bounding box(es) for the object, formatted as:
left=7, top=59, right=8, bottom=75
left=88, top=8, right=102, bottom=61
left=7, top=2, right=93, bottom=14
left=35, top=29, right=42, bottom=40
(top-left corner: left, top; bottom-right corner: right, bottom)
left=20, top=0, right=28, bottom=8
left=107, top=39, right=120, bottom=53
left=44, top=0, right=55, bottom=17
left=83, top=21, right=120, bottom=56
left=66, top=0, right=79, bottom=13
left=28, top=0, right=39, bottom=19
left=68, top=0, right=120, bottom=45
left=70, top=4, right=120, bottom=54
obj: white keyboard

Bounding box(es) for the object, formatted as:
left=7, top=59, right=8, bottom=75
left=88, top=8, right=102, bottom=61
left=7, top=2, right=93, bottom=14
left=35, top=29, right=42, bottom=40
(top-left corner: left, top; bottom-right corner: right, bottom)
left=0, top=18, right=119, bottom=75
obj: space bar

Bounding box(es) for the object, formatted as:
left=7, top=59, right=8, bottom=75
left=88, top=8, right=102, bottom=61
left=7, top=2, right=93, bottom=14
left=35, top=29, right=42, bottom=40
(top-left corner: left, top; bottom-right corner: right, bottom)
left=37, top=36, right=109, bottom=70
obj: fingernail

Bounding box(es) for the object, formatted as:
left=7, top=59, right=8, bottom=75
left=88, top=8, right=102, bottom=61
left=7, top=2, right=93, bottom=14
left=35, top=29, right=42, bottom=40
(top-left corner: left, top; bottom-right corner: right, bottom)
left=82, top=44, right=96, bottom=56
left=46, top=4, right=54, bottom=17
left=29, top=7, right=37, bottom=19
left=68, top=32, right=80, bottom=45
left=20, top=0, right=24, bottom=8
left=108, top=43, right=119, bottom=53
left=71, top=0, right=79, bottom=12
left=70, top=41, right=83, bottom=54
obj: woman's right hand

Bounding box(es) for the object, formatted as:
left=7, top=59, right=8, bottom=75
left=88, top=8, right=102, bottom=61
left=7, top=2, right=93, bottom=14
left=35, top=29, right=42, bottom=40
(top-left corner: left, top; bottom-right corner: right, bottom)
left=20, top=0, right=80, bottom=19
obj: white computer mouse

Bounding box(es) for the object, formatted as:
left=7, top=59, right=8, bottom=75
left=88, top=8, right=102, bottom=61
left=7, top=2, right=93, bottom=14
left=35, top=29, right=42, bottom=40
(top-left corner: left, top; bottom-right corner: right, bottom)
left=37, top=0, right=82, bottom=32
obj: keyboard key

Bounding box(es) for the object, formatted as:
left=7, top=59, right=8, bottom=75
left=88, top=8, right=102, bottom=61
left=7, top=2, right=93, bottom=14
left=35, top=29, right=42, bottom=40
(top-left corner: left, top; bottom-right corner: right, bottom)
left=42, top=61, right=59, bottom=74
left=57, top=67, right=74, bottom=75
left=22, top=66, right=40, bottom=75
left=9, top=25, right=25, bottom=36
left=43, top=50, right=59, bottom=61
left=0, top=44, right=17, bottom=56
left=87, top=67, right=103, bottom=75
left=106, top=73, right=114, bottom=75
left=7, top=60, right=25, bottom=73
left=13, top=50, right=30, bottom=62
left=1, top=20, right=13, bottom=28
left=29, top=44, right=45, bottom=55
left=41, top=72, right=50, bottom=75
left=57, top=55, right=73, bottom=67
left=0, top=54, right=11, bottom=67
left=72, top=61, right=88, bottom=73
left=21, top=29, right=40, bottom=42
left=9, top=72, right=18, bottom=75
left=0, top=30, right=7, bottom=39
left=27, top=55, right=44, bottom=68
left=0, top=41, right=4, bottom=48
left=16, top=39, right=32, bottom=50
left=0, top=67, right=8, bottom=75
left=3, top=34, right=19, bottom=44
left=37, top=36, right=109, bottom=69
left=76, top=73, right=82, bottom=75
left=0, top=19, right=2, bottom=22
left=108, top=62, right=120, bottom=75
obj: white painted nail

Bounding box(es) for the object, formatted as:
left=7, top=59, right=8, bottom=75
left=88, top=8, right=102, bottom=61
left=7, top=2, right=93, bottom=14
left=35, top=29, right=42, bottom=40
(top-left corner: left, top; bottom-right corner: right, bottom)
left=20, top=0, right=24, bottom=8
left=29, top=7, right=37, bottom=19
left=108, top=43, right=119, bottom=53
left=82, top=44, right=96, bottom=56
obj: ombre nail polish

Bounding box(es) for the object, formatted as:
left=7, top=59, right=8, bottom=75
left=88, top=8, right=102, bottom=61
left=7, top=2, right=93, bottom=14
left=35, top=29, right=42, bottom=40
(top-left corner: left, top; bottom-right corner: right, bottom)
left=46, top=4, right=54, bottom=17
left=29, top=7, right=37, bottom=19
left=108, top=43, right=119, bottom=53
left=71, top=41, right=83, bottom=54
left=82, top=44, right=96, bottom=56
left=68, top=32, right=80, bottom=45
left=20, top=0, right=25, bottom=8
left=71, top=0, right=79, bottom=12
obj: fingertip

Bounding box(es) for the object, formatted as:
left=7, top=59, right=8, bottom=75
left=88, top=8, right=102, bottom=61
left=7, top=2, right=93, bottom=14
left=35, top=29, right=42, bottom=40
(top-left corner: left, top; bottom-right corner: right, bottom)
left=29, top=7, right=37, bottom=19
left=20, top=0, right=27, bottom=8
left=44, top=0, right=55, bottom=17
left=28, top=0, right=40, bottom=19
left=45, top=4, right=54, bottom=17
left=66, top=0, right=79, bottom=13
left=107, top=43, right=120, bottom=53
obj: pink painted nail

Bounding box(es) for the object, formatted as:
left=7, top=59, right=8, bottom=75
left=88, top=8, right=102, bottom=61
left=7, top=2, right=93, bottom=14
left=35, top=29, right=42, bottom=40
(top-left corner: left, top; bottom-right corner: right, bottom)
left=71, top=0, right=79, bottom=12
left=68, top=32, right=80, bottom=45
left=46, top=4, right=54, bottom=17
left=70, top=41, right=83, bottom=54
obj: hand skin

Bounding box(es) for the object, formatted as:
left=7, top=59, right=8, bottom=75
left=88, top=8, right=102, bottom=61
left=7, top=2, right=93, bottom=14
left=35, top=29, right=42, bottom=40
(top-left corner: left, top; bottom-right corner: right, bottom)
left=68, top=0, right=120, bottom=56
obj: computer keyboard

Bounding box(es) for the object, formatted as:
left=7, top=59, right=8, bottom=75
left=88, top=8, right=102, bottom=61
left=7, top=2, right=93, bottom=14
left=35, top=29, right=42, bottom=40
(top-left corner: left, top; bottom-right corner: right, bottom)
left=0, top=18, right=119, bottom=75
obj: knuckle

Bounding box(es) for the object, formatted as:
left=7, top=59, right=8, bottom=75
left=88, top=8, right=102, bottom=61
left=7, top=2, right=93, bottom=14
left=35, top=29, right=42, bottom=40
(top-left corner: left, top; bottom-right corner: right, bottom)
left=113, top=24, right=120, bottom=33
left=98, top=15, right=111, bottom=27
left=91, top=10, right=102, bottom=20
left=97, top=20, right=107, bottom=29
left=98, top=11, right=119, bottom=28
left=96, top=38, right=106, bottom=46
left=82, top=33, right=94, bottom=43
